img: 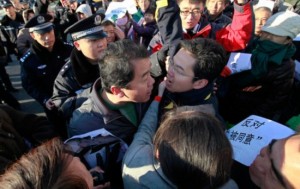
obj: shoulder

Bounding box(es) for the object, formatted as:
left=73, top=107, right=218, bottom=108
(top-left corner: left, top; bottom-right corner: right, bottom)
left=15, top=13, right=24, bottom=23
left=59, top=61, right=73, bottom=76
left=19, top=51, right=33, bottom=63
left=63, top=41, right=74, bottom=48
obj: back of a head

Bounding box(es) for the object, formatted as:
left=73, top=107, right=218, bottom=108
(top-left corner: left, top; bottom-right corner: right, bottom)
left=99, top=39, right=149, bottom=90
left=153, top=110, right=233, bottom=189
left=180, top=38, right=227, bottom=82
left=0, top=138, right=89, bottom=189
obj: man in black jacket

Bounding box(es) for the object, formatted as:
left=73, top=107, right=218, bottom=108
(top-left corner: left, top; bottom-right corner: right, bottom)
left=50, top=13, right=107, bottom=121
left=0, top=0, right=24, bottom=59
left=20, top=14, right=73, bottom=137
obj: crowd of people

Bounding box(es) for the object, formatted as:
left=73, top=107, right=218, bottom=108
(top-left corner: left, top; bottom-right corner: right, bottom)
left=0, top=0, right=300, bottom=187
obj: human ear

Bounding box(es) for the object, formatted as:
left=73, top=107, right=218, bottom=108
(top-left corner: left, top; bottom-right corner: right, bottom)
left=73, top=41, right=80, bottom=50
left=193, top=79, right=208, bottom=89
left=155, top=149, right=159, bottom=160
left=30, top=32, right=36, bottom=39
left=110, top=86, right=125, bottom=98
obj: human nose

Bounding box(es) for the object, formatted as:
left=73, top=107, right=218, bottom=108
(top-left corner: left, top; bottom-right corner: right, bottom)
left=168, top=65, right=175, bottom=77
left=148, top=75, right=155, bottom=87
left=258, top=19, right=263, bottom=26
left=186, top=12, right=194, bottom=19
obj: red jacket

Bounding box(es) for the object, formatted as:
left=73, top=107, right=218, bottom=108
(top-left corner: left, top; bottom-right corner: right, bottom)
left=149, top=1, right=253, bottom=53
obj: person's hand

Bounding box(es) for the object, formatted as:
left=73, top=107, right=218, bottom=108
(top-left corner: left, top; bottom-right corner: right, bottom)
left=45, top=99, right=56, bottom=110
left=90, top=167, right=111, bottom=189
left=114, top=25, right=125, bottom=40
left=158, top=78, right=166, bottom=96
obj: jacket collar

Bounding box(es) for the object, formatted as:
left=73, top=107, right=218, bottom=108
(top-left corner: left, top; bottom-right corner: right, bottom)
left=70, top=48, right=100, bottom=86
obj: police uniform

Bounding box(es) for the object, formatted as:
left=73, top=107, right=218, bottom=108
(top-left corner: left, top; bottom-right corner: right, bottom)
left=51, top=13, right=107, bottom=120
left=20, top=14, right=73, bottom=105
left=0, top=1, right=24, bottom=57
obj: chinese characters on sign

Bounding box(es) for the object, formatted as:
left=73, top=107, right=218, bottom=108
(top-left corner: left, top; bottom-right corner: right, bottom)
left=227, top=119, right=265, bottom=145
left=226, top=115, right=295, bottom=166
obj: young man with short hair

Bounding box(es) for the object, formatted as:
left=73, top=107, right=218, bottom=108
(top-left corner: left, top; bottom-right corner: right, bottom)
left=150, top=0, right=253, bottom=78
left=50, top=13, right=108, bottom=121
left=179, top=0, right=252, bottom=51
left=160, top=38, right=227, bottom=121
left=205, top=0, right=232, bottom=26
left=20, top=14, right=73, bottom=136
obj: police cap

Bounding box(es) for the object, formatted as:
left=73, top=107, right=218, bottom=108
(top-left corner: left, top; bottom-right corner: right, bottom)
left=1, top=0, right=13, bottom=8
left=25, top=14, right=54, bottom=34
left=64, top=13, right=107, bottom=41
left=24, top=14, right=53, bottom=34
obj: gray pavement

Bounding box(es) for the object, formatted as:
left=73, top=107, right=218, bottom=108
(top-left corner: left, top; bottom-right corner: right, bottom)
left=5, top=55, right=46, bottom=116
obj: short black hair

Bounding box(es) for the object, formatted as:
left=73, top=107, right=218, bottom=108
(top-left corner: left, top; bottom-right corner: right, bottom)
left=179, top=38, right=227, bottom=82
left=99, top=39, right=149, bottom=90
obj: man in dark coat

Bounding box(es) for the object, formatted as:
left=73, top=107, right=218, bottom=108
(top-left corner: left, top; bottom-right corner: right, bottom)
left=50, top=13, right=107, bottom=121
left=20, top=14, right=73, bottom=137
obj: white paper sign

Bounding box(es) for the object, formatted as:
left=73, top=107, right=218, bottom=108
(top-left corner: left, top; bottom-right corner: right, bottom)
left=65, top=128, right=113, bottom=142
left=226, top=53, right=252, bottom=74
left=293, top=34, right=300, bottom=41
left=226, top=115, right=295, bottom=166
left=105, top=0, right=137, bottom=22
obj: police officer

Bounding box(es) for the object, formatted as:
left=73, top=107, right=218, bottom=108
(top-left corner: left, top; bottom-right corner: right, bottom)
left=0, top=0, right=24, bottom=58
left=0, top=0, right=24, bottom=92
left=20, top=14, right=73, bottom=137
left=50, top=13, right=107, bottom=121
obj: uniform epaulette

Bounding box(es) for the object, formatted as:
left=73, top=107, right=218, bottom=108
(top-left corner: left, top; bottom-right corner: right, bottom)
left=64, top=41, right=74, bottom=47
left=60, top=61, right=71, bottom=76
left=19, top=51, right=32, bottom=63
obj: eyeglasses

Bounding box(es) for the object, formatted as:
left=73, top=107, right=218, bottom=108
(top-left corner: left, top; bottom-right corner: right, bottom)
left=169, top=62, right=199, bottom=79
left=180, top=9, right=202, bottom=17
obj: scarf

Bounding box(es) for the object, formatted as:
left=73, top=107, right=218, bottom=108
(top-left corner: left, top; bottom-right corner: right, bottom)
left=165, top=82, right=214, bottom=106
left=70, top=49, right=100, bottom=86
left=235, top=40, right=296, bottom=87
left=251, top=40, right=296, bottom=79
